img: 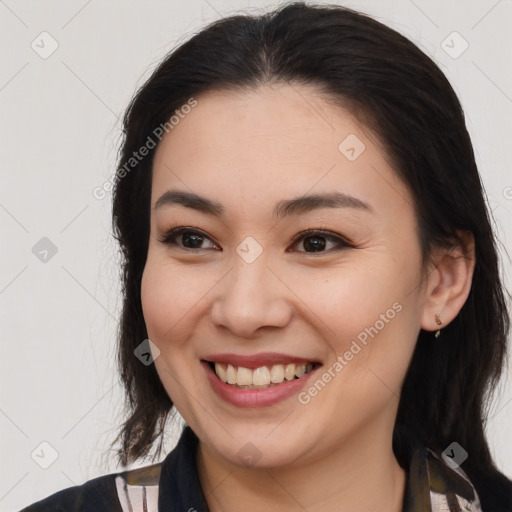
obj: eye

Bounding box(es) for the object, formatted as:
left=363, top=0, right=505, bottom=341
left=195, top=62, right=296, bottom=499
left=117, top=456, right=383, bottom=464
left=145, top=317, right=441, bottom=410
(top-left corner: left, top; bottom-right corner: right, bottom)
left=288, top=229, right=352, bottom=254
left=158, top=226, right=219, bottom=251
left=158, top=226, right=353, bottom=254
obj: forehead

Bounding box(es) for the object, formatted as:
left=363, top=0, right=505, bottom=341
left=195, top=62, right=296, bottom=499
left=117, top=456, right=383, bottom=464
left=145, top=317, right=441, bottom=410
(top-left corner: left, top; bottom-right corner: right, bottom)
left=150, top=83, right=413, bottom=220
left=155, top=83, right=360, bottom=158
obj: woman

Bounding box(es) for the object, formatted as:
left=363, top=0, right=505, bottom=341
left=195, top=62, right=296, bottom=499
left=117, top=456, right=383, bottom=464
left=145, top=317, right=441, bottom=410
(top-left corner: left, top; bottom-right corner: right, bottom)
left=21, top=2, right=512, bottom=511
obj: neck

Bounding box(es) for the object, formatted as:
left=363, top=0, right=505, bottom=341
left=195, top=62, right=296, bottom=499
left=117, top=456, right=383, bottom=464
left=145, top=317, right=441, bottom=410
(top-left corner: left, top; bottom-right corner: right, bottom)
left=196, top=421, right=406, bottom=512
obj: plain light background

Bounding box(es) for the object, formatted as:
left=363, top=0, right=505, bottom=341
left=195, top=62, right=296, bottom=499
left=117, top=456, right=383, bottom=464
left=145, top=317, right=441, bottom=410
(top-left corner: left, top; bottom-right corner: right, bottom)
left=1, top=0, right=511, bottom=510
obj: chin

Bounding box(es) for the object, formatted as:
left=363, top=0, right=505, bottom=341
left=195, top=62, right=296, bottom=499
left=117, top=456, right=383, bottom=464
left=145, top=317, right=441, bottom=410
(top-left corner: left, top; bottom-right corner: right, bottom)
left=193, top=416, right=318, bottom=468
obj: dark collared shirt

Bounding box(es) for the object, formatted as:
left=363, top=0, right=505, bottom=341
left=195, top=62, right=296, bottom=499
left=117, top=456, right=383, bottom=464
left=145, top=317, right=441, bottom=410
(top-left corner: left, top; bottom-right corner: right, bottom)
left=20, top=425, right=512, bottom=511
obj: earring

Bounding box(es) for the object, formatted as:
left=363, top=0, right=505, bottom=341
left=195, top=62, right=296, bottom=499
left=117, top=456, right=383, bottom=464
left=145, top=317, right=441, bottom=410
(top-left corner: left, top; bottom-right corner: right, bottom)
left=434, top=313, right=442, bottom=338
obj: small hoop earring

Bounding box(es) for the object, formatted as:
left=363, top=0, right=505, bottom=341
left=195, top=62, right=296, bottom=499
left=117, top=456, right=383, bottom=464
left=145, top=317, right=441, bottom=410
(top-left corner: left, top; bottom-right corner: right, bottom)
left=434, top=313, right=442, bottom=338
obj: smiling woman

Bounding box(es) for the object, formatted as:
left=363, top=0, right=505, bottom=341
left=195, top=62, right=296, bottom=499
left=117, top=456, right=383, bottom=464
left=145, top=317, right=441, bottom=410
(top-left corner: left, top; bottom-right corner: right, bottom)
left=21, top=2, right=512, bottom=512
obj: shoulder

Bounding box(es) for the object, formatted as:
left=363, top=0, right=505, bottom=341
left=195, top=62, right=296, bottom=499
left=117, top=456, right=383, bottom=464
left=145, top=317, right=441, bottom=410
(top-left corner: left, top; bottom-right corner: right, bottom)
left=19, top=462, right=162, bottom=512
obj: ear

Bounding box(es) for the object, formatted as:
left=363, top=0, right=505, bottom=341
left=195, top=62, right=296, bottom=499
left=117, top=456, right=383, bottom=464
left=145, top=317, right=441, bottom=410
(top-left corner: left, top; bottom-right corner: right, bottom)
left=420, top=231, right=476, bottom=332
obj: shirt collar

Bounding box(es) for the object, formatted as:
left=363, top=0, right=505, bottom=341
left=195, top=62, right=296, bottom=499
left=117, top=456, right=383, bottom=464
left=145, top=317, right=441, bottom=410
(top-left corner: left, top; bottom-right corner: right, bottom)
left=395, top=425, right=482, bottom=511
left=157, top=425, right=483, bottom=512
left=158, top=425, right=209, bottom=512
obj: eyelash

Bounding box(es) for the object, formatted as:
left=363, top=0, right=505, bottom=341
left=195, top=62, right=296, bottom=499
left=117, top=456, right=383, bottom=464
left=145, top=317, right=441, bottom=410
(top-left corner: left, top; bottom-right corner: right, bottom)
left=157, top=226, right=354, bottom=254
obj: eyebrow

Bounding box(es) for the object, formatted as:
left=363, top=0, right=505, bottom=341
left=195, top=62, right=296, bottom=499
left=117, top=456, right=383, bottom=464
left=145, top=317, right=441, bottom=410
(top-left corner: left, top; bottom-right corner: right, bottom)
left=154, top=190, right=373, bottom=219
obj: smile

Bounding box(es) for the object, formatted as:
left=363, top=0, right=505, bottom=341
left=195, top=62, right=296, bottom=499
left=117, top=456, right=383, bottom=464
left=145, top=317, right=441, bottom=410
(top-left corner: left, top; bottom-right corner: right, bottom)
left=201, top=353, right=323, bottom=407
left=210, top=362, right=317, bottom=389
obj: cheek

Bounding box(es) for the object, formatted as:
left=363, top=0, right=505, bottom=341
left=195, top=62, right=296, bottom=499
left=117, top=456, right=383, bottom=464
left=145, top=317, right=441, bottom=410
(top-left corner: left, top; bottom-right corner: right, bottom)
left=290, top=256, right=421, bottom=376
left=285, top=256, right=411, bottom=330
left=140, top=255, right=221, bottom=344
left=140, top=257, right=208, bottom=408
left=141, top=257, right=192, bottom=342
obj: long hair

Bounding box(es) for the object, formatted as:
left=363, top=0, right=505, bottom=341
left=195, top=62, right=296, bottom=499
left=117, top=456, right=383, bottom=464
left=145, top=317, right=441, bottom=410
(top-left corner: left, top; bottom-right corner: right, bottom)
left=110, top=1, right=510, bottom=503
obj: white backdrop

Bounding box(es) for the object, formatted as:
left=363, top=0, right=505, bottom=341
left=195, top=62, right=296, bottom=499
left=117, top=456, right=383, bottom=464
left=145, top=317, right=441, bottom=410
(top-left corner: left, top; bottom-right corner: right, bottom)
left=1, top=1, right=511, bottom=510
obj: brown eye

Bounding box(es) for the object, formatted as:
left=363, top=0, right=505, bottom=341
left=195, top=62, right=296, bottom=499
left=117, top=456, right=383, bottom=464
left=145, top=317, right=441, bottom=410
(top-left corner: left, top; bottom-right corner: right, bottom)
left=289, top=230, right=352, bottom=254
left=158, top=227, right=353, bottom=254
left=158, top=227, right=218, bottom=250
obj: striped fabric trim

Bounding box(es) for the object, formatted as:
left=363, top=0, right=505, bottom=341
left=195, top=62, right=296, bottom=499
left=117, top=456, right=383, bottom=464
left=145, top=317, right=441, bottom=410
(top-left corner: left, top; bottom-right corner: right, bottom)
left=114, top=462, right=162, bottom=512
left=111, top=443, right=483, bottom=512
left=425, top=449, right=483, bottom=512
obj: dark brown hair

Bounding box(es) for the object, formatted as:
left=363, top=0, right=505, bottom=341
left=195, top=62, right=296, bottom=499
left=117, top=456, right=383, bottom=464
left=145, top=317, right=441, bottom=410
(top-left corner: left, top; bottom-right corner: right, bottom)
left=110, top=1, right=511, bottom=506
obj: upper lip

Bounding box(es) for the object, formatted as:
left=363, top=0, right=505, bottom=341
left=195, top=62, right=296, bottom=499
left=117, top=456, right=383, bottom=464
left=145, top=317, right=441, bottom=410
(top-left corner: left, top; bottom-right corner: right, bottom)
left=201, top=352, right=321, bottom=369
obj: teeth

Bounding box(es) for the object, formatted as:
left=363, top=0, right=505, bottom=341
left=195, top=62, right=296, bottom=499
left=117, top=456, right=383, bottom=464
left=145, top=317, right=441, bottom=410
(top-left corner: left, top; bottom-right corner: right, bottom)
left=253, top=366, right=271, bottom=385
left=237, top=367, right=253, bottom=386
left=215, top=363, right=227, bottom=382
left=226, top=364, right=237, bottom=384
left=270, top=365, right=285, bottom=383
left=295, top=364, right=306, bottom=378
left=213, top=362, right=316, bottom=387
left=284, top=364, right=296, bottom=381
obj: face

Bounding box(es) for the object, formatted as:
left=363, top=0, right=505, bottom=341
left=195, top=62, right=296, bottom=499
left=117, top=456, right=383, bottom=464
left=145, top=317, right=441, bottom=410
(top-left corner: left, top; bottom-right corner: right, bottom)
left=141, top=83, right=429, bottom=468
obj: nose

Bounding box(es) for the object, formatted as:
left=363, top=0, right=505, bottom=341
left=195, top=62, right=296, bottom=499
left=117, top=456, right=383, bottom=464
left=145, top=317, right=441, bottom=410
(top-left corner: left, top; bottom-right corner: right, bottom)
left=209, top=255, right=292, bottom=339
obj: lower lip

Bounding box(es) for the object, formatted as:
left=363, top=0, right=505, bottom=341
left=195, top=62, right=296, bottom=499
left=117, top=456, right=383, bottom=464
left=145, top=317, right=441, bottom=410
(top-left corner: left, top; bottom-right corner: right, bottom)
left=202, top=361, right=320, bottom=408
